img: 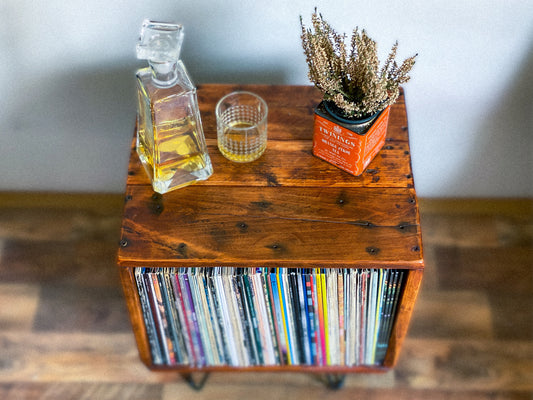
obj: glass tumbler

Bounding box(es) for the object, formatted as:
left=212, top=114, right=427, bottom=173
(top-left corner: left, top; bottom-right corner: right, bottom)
left=216, top=91, right=268, bottom=163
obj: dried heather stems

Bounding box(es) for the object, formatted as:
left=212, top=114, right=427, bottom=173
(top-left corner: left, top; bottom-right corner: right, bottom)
left=300, top=10, right=417, bottom=119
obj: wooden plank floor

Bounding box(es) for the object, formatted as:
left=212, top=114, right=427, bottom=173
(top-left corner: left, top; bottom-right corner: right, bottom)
left=0, top=193, right=531, bottom=399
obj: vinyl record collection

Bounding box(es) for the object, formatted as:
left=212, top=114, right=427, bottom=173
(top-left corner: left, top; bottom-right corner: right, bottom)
left=134, top=267, right=405, bottom=368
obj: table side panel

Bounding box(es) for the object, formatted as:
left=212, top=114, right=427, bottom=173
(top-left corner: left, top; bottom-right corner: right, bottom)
left=119, top=266, right=153, bottom=366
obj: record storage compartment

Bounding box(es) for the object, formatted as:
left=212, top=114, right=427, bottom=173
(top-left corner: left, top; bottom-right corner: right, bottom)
left=117, top=84, right=424, bottom=373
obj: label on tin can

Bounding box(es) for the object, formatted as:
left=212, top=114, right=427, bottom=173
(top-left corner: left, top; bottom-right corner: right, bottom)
left=312, top=105, right=390, bottom=176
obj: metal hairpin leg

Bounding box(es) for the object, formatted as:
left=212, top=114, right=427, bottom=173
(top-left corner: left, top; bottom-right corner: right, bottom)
left=181, top=372, right=210, bottom=390
left=314, top=373, right=346, bottom=390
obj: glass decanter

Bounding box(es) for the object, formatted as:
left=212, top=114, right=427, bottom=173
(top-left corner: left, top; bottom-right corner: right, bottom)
left=135, top=19, right=213, bottom=194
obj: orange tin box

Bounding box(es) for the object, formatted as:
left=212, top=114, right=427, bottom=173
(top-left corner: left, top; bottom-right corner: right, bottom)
left=312, top=103, right=391, bottom=176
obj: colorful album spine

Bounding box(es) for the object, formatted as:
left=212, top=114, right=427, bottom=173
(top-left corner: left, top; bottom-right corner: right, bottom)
left=204, top=269, right=228, bottom=364
left=133, top=266, right=405, bottom=368
left=304, top=271, right=317, bottom=364
left=260, top=268, right=280, bottom=365
left=338, top=270, right=345, bottom=365
left=135, top=268, right=163, bottom=365
left=171, top=270, right=195, bottom=365
left=182, top=270, right=206, bottom=366
left=315, top=268, right=326, bottom=365
left=270, top=269, right=287, bottom=364
left=144, top=271, right=170, bottom=364
left=320, top=269, right=330, bottom=365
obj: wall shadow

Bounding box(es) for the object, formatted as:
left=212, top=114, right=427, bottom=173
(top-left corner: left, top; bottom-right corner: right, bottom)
left=3, top=60, right=287, bottom=192
left=189, top=61, right=288, bottom=85
left=446, top=39, right=533, bottom=198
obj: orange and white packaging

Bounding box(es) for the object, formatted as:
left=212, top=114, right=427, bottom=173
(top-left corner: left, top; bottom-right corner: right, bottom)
left=312, top=104, right=391, bottom=176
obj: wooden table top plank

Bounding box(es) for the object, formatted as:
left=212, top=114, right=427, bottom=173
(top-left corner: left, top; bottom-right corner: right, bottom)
left=126, top=84, right=412, bottom=188
left=118, top=216, right=422, bottom=267
left=118, top=184, right=422, bottom=267
left=197, top=84, right=409, bottom=143
left=199, top=105, right=410, bottom=142
left=121, top=186, right=418, bottom=226
left=119, top=84, right=422, bottom=270
left=126, top=139, right=414, bottom=188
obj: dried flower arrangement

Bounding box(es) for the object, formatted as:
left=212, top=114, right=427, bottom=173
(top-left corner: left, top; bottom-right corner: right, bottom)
left=300, top=10, right=417, bottom=120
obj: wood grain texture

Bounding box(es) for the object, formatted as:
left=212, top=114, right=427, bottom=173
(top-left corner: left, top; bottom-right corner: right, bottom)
left=117, top=84, right=423, bottom=373
left=125, top=140, right=415, bottom=188
left=119, top=84, right=419, bottom=267
left=118, top=186, right=422, bottom=267
left=196, top=85, right=409, bottom=142
left=125, top=85, right=412, bottom=189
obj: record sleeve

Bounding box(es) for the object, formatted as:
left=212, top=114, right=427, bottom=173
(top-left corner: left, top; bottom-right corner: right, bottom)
left=252, top=269, right=276, bottom=365
left=260, top=268, right=280, bottom=365
left=358, top=269, right=368, bottom=365
left=326, top=268, right=340, bottom=365
left=135, top=268, right=163, bottom=365
left=171, top=269, right=195, bottom=365
left=270, top=269, right=288, bottom=364
left=295, top=269, right=311, bottom=364
left=193, top=268, right=219, bottom=365
left=180, top=269, right=205, bottom=366
left=315, top=268, right=326, bottom=366
left=370, top=269, right=386, bottom=364
left=161, top=270, right=187, bottom=364
left=214, top=267, right=239, bottom=366
left=279, top=269, right=295, bottom=364
left=146, top=270, right=171, bottom=364
left=338, top=269, right=346, bottom=365
left=207, top=268, right=231, bottom=365
left=364, top=270, right=378, bottom=365
left=375, top=270, right=394, bottom=363
left=201, top=269, right=225, bottom=365
left=303, top=271, right=317, bottom=365
left=288, top=269, right=304, bottom=364
left=239, top=270, right=261, bottom=365
left=225, top=268, right=249, bottom=366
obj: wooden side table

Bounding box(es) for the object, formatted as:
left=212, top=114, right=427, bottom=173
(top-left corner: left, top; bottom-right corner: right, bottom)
left=117, top=84, right=423, bottom=379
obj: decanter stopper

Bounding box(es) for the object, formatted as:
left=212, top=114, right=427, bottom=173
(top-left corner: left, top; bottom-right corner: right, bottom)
left=136, top=19, right=184, bottom=86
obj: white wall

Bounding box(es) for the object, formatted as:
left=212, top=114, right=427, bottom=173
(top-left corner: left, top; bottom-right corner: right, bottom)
left=1, top=0, right=531, bottom=197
